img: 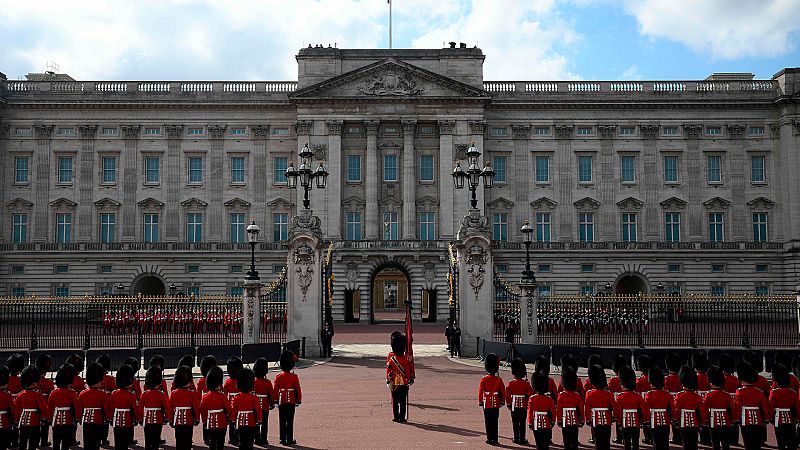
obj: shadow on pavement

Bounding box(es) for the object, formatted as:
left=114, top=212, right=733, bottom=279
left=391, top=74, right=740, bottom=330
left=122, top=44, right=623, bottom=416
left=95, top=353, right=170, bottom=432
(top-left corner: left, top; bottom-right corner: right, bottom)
left=410, top=402, right=459, bottom=412
left=401, top=420, right=484, bottom=437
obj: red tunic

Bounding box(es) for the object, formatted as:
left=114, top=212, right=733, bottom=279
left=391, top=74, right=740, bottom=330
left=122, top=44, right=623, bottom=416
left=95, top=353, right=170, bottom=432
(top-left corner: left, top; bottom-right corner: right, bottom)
left=478, top=375, right=505, bottom=409
left=645, top=389, right=674, bottom=428
left=528, top=393, right=556, bottom=429
left=200, top=391, right=232, bottom=429
left=273, top=372, right=302, bottom=406
left=723, top=374, right=741, bottom=394
left=168, top=388, right=200, bottom=426
left=196, top=377, right=207, bottom=403
left=100, top=374, right=116, bottom=395
left=386, top=354, right=412, bottom=386
left=584, top=388, right=615, bottom=428
left=735, top=385, right=770, bottom=426
left=664, top=373, right=682, bottom=394
left=132, top=380, right=142, bottom=401
left=636, top=375, right=652, bottom=394
left=506, top=378, right=533, bottom=412
left=254, top=378, right=274, bottom=411
left=13, top=389, right=48, bottom=427
left=584, top=379, right=595, bottom=393
left=171, top=378, right=195, bottom=393
left=557, top=390, right=585, bottom=426
left=223, top=378, right=240, bottom=405
left=608, top=376, right=622, bottom=394
left=47, top=387, right=78, bottom=427
left=704, top=389, right=734, bottom=427
left=769, top=387, right=800, bottom=426
left=137, top=389, right=170, bottom=425
left=110, top=389, right=137, bottom=428
left=615, top=391, right=649, bottom=428
left=558, top=378, right=586, bottom=399
left=232, top=392, right=262, bottom=427
left=69, top=376, right=86, bottom=394
left=675, top=390, right=705, bottom=429
left=696, top=372, right=710, bottom=394
left=547, top=377, right=558, bottom=400
left=771, top=375, right=800, bottom=393
left=76, top=387, right=111, bottom=425
left=754, top=375, right=770, bottom=397
left=36, top=377, right=55, bottom=400
left=8, top=375, right=21, bottom=396
left=0, top=390, right=13, bottom=430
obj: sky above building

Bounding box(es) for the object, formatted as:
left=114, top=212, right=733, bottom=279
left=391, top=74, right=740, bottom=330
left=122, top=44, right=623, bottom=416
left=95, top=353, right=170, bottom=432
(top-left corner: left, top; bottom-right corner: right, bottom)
left=1, top=0, right=798, bottom=82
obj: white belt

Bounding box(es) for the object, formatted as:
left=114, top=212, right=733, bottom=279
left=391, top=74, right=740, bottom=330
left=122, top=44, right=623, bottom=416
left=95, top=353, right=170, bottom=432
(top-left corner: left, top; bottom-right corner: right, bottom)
left=562, top=407, right=577, bottom=427
left=622, top=409, right=638, bottom=428
left=113, top=408, right=131, bottom=427
left=237, top=410, right=254, bottom=427
left=742, top=406, right=760, bottom=425
left=52, top=406, right=70, bottom=426
left=143, top=407, right=161, bottom=425
left=173, top=406, right=191, bottom=426
left=651, top=408, right=668, bottom=428
left=709, top=408, right=727, bottom=428
left=510, top=395, right=527, bottom=412
left=775, top=408, right=792, bottom=426
left=81, top=407, right=100, bottom=424
left=533, top=411, right=549, bottom=430
left=681, top=409, right=697, bottom=428
left=591, top=408, right=610, bottom=427
left=206, top=409, right=225, bottom=428
left=18, top=408, right=37, bottom=427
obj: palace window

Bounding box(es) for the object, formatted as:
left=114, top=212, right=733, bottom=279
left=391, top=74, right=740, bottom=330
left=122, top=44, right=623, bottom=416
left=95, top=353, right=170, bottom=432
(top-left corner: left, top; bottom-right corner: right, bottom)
left=578, top=156, right=592, bottom=183
left=706, top=126, right=722, bottom=136
left=665, top=212, right=681, bottom=242
left=145, top=157, right=160, bottom=183
left=419, top=155, right=434, bottom=182
left=577, top=127, right=593, bottom=135
left=751, top=155, right=765, bottom=183
left=58, top=156, right=73, bottom=183
left=231, top=156, right=245, bottom=184
left=274, top=157, right=288, bottom=184
left=535, top=156, right=549, bottom=183
left=620, top=127, right=635, bottom=136
left=188, top=157, right=203, bottom=184
left=384, top=155, right=398, bottom=182
left=102, top=156, right=117, bottom=183
left=100, top=213, right=116, bottom=243
left=707, top=155, right=721, bottom=183
left=346, top=212, right=362, bottom=240
left=144, top=213, right=159, bottom=243
left=622, top=213, right=637, bottom=242
left=662, top=126, right=678, bottom=136
left=578, top=213, right=594, bottom=242
left=56, top=213, right=72, bottom=244
left=273, top=213, right=289, bottom=242
left=419, top=212, right=436, bottom=240
left=708, top=213, right=724, bottom=242
left=664, top=156, right=678, bottom=183
left=752, top=212, right=768, bottom=242
left=534, top=127, right=550, bottom=135
left=230, top=213, right=245, bottom=243
left=15, top=157, right=29, bottom=183
left=346, top=155, right=361, bottom=182
left=492, top=213, right=508, bottom=242
left=492, top=156, right=507, bottom=182
left=535, top=212, right=551, bottom=242
left=186, top=213, right=202, bottom=243
left=749, top=126, right=765, bottom=136
left=55, top=286, right=70, bottom=297
left=12, top=213, right=28, bottom=244
left=620, top=155, right=636, bottom=182
left=383, top=212, right=399, bottom=240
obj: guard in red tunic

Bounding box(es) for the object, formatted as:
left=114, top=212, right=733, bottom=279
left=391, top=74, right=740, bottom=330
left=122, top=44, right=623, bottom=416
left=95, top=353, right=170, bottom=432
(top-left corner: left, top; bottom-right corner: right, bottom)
left=558, top=354, right=586, bottom=399
left=772, top=351, right=800, bottom=392
left=528, top=372, right=557, bottom=450
left=665, top=352, right=684, bottom=445
left=645, top=367, right=674, bottom=450
left=769, top=364, right=800, bottom=450
left=386, top=332, right=412, bottom=423
left=718, top=354, right=742, bottom=444
left=110, top=364, right=137, bottom=450
left=692, top=352, right=712, bottom=446
left=610, top=354, right=629, bottom=444
left=77, top=362, right=112, bottom=450
left=704, top=366, right=735, bottom=450
left=506, top=358, right=534, bottom=445
left=232, top=368, right=262, bottom=450
left=6, top=353, right=24, bottom=448
left=169, top=366, right=200, bottom=450
left=197, top=355, right=217, bottom=446
left=13, top=365, right=48, bottom=450
left=478, top=353, right=505, bottom=445
left=96, top=354, right=115, bottom=446
left=47, top=365, right=78, bottom=450
left=147, top=355, right=169, bottom=396
left=615, top=366, right=649, bottom=450
left=65, top=353, right=86, bottom=394
left=170, top=355, right=196, bottom=392
left=137, top=367, right=170, bottom=450
left=635, top=355, right=654, bottom=446
left=34, top=354, right=54, bottom=447
left=675, top=365, right=705, bottom=450
left=584, top=364, right=615, bottom=450
left=0, top=365, right=15, bottom=450
left=200, top=367, right=231, bottom=450
left=274, top=351, right=302, bottom=446
left=253, top=357, right=274, bottom=446
left=736, top=361, right=770, bottom=450
left=224, top=356, right=244, bottom=445
left=122, top=357, right=142, bottom=401
left=557, top=368, right=585, bottom=450
left=535, top=355, right=558, bottom=400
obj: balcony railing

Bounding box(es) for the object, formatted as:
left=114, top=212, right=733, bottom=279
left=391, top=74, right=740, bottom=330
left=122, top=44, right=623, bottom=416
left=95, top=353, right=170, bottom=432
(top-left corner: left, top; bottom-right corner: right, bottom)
left=3, top=80, right=298, bottom=97
left=483, top=80, right=777, bottom=97
left=491, top=241, right=785, bottom=251
left=0, top=242, right=288, bottom=252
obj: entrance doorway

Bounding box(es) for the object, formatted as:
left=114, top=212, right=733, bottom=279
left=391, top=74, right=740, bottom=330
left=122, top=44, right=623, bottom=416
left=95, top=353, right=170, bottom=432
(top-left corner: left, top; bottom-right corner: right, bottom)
left=370, top=265, right=410, bottom=323
left=615, top=273, right=649, bottom=295
left=132, top=274, right=166, bottom=296
left=344, top=289, right=361, bottom=323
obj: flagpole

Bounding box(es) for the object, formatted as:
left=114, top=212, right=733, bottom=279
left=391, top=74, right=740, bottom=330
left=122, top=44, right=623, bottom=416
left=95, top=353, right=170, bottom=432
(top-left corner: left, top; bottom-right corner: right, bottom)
left=388, top=0, right=392, bottom=49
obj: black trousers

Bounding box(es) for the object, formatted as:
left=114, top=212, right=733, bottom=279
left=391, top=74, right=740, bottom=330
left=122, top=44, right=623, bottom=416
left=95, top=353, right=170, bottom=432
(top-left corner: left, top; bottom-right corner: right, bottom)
left=652, top=426, right=671, bottom=450
left=51, top=425, right=74, bottom=450
left=174, top=424, right=193, bottom=450
left=238, top=425, right=257, bottom=450
left=278, top=404, right=296, bottom=443
left=710, top=426, right=732, bottom=450
left=776, top=424, right=796, bottom=450
left=701, top=425, right=712, bottom=445
left=102, top=422, right=110, bottom=443
left=741, top=425, right=765, bottom=450
left=622, top=427, right=641, bottom=450
left=39, top=423, right=49, bottom=446
left=257, top=408, right=270, bottom=444
left=593, top=425, right=612, bottom=450
left=672, top=423, right=683, bottom=444
left=18, top=426, right=40, bottom=450
left=83, top=423, right=104, bottom=450
left=391, top=385, right=408, bottom=421
left=0, top=429, right=10, bottom=450
left=532, top=428, right=552, bottom=450
left=483, top=408, right=500, bottom=443
left=229, top=421, right=239, bottom=444
left=562, top=425, right=579, bottom=450
left=510, top=408, right=527, bottom=443
left=207, top=428, right=226, bottom=450
left=680, top=427, right=699, bottom=450
left=144, top=424, right=162, bottom=450
left=452, top=340, right=461, bottom=357
left=113, top=426, right=134, bottom=450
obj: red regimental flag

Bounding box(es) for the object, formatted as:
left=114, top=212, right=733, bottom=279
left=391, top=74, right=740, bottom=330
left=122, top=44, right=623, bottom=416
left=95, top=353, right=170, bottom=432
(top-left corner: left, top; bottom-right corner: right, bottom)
left=405, top=302, right=415, bottom=382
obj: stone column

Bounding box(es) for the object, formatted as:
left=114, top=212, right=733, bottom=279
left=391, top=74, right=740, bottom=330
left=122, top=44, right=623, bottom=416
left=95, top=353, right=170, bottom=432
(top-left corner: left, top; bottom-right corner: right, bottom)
left=120, top=125, right=139, bottom=242
left=164, top=125, right=183, bottom=242
left=438, top=120, right=456, bottom=238
left=640, top=125, right=660, bottom=239
left=77, top=125, right=97, bottom=242
left=401, top=121, right=416, bottom=239
left=207, top=124, right=226, bottom=242
left=364, top=121, right=380, bottom=240
left=0, top=125, right=7, bottom=243
left=518, top=281, right=538, bottom=344
left=242, top=277, right=263, bottom=345
left=684, top=124, right=704, bottom=240
left=250, top=125, right=270, bottom=226
left=286, top=210, right=323, bottom=357
left=32, top=124, right=53, bottom=242
left=456, top=209, right=494, bottom=357
left=727, top=124, right=748, bottom=240
left=597, top=125, right=616, bottom=241
left=325, top=121, right=343, bottom=239
left=555, top=124, right=574, bottom=241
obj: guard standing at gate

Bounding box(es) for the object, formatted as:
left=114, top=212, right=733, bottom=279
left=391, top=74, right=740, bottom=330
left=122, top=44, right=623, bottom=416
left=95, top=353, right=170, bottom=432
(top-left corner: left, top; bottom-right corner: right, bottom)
left=321, top=322, right=334, bottom=359
left=452, top=322, right=462, bottom=358
left=386, top=332, right=412, bottom=423
left=445, top=319, right=454, bottom=352
left=478, top=353, right=505, bottom=445
left=13, top=366, right=48, bottom=450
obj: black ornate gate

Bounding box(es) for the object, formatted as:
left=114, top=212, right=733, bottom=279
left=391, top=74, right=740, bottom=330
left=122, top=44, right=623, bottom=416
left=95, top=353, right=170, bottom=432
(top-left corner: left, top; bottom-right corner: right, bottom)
left=448, top=243, right=459, bottom=324
left=493, top=269, right=521, bottom=343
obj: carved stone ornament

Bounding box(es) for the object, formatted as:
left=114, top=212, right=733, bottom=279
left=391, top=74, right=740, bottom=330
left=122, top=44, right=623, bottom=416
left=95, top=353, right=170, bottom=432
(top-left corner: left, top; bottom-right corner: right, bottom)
left=597, top=125, right=615, bottom=140
left=454, top=143, right=468, bottom=161
left=164, top=124, right=183, bottom=140
left=290, top=209, right=322, bottom=240
left=401, top=121, right=416, bottom=135
left=770, top=123, right=781, bottom=138
left=33, top=124, right=53, bottom=140
left=554, top=124, right=574, bottom=139
left=326, top=121, right=343, bottom=136
left=357, top=71, right=423, bottom=96
left=312, top=143, right=327, bottom=159
left=683, top=123, right=703, bottom=138
left=121, top=125, right=140, bottom=141
left=640, top=124, right=659, bottom=139
left=659, top=197, right=688, bottom=210
left=378, top=140, right=402, bottom=149
left=511, top=124, right=531, bottom=139
left=466, top=243, right=487, bottom=298
left=294, top=243, right=316, bottom=301
left=726, top=123, right=746, bottom=139
left=468, top=120, right=487, bottom=135
left=438, top=120, right=456, bottom=135
left=0, top=125, right=9, bottom=139
left=345, top=262, right=359, bottom=282
left=457, top=208, right=490, bottom=240
left=364, top=121, right=380, bottom=136
left=78, top=124, right=98, bottom=140
left=250, top=125, right=270, bottom=139
left=423, top=262, right=436, bottom=283
left=207, top=124, right=227, bottom=139
left=703, top=197, right=732, bottom=210
left=295, top=121, right=313, bottom=136
left=526, top=294, right=534, bottom=336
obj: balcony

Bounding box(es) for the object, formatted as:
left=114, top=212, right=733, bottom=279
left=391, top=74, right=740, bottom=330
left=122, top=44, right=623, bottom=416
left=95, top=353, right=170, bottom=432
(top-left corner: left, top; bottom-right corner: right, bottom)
left=0, top=242, right=288, bottom=252
left=491, top=241, right=784, bottom=251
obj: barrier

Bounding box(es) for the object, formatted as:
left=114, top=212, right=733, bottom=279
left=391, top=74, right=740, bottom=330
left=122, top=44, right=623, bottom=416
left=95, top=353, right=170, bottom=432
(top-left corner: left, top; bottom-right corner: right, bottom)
left=143, top=347, right=195, bottom=369
left=197, top=345, right=241, bottom=366
left=242, top=343, right=282, bottom=363
left=512, top=344, right=550, bottom=364
left=86, top=348, right=142, bottom=370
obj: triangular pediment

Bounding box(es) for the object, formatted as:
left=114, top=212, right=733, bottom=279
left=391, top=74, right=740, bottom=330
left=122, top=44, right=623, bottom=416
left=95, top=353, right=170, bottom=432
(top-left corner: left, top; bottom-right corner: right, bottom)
left=573, top=197, right=600, bottom=210
left=6, top=198, right=33, bottom=211
left=660, top=197, right=687, bottom=209
left=703, top=197, right=731, bottom=209
left=137, top=197, right=164, bottom=209
left=180, top=197, right=207, bottom=209
left=415, top=196, right=439, bottom=209
left=267, top=198, right=294, bottom=209
left=530, top=197, right=557, bottom=210
left=342, top=196, right=366, bottom=210
left=616, top=196, right=644, bottom=210
left=93, top=197, right=119, bottom=210
left=290, top=59, right=491, bottom=100
left=747, top=197, right=775, bottom=209
left=487, top=197, right=514, bottom=210
left=224, top=198, right=251, bottom=210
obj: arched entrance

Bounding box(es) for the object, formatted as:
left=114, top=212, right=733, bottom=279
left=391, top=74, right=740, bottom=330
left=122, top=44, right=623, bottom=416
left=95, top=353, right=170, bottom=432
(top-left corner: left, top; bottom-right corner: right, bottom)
left=370, top=264, right=411, bottom=323
left=132, top=273, right=166, bottom=296
left=615, top=273, right=649, bottom=295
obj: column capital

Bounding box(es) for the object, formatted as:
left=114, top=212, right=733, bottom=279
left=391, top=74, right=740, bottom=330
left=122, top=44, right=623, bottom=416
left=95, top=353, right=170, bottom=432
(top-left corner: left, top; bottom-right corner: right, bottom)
left=0, top=124, right=10, bottom=139
left=163, top=124, right=183, bottom=140
left=207, top=124, right=227, bottom=139
left=326, top=120, right=343, bottom=136
left=683, top=123, right=703, bottom=139
left=553, top=123, right=573, bottom=139
left=438, top=120, right=456, bottom=135
left=78, top=124, right=98, bottom=140
left=640, top=124, right=659, bottom=139
left=33, top=123, right=53, bottom=141
left=364, top=120, right=380, bottom=136
left=468, top=120, right=487, bottom=135
left=597, top=125, right=615, bottom=140
left=401, top=121, right=416, bottom=136
left=511, top=124, right=530, bottom=139
left=250, top=124, right=270, bottom=139
left=295, top=120, right=313, bottom=136
left=120, top=125, right=141, bottom=141
left=726, top=123, right=746, bottom=139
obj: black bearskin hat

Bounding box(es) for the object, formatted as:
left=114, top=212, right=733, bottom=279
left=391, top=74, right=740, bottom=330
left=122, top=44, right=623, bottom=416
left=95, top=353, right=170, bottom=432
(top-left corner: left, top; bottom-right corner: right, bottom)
left=66, top=353, right=84, bottom=373
left=253, top=357, right=269, bottom=378
left=0, top=365, right=9, bottom=387
left=116, top=364, right=135, bottom=389
left=86, top=362, right=105, bottom=387
left=588, top=364, right=607, bottom=390
left=691, top=351, right=709, bottom=372
left=636, top=355, right=653, bottom=373
left=96, top=354, right=112, bottom=371
left=535, top=355, right=551, bottom=376
left=484, top=353, right=500, bottom=375
left=665, top=352, right=682, bottom=373
left=793, top=356, right=800, bottom=380
left=772, top=363, right=790, bottom=388
left=148, top=354, right=165, bottom=369
left=743, top=350, right=764, bottom=373
left=178, top=355, right=195, bottom=369
left=237, top=368, right=255, bottom=393
left=20, top=365, right=40, bottom=389
left=588, top=354, right=604, bottom=369
left=718, top=353, right=736, bottom=375
left=199, top=355, right=217, bottom=377
left=173, top=365, right=192, bottom=389
left=226, top=356, right=243, bottom=379
left=648, top=367, right=665, bottom=390
left=279, top=351, right=296, bottom=372
left=561, top=367, right=578, bottom=391
left=6, top=354, right=24, bottom=376
left=612, top=354, right=630, bottom=373
left=533, top=372, right=549, bottom=395
left=123, top=357, right=140, bottom=372
left=707, top=365, right=725, bottom=388
left=145, top=367, right=163, bottom=390
left=774, top=350, right=792, bottom=370
left=391, top=332, right=407, bottom=356
left=619, top=366, right=637, bottom=391
left=35, top=354, right=52, bottom=375
left=737, top=361, right=757, bottom=384
left=55, top=364, right=75, bottom=388
left=206, top=366, right=223, bottom=391
left=679, top=365, right=698, bottom=390
left=560, top=354, right=578, bottom=372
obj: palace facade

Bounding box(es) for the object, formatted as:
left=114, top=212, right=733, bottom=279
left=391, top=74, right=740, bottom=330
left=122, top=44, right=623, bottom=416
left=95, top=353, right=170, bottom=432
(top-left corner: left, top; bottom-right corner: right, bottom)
left=1, top=46, right=799, bottom=322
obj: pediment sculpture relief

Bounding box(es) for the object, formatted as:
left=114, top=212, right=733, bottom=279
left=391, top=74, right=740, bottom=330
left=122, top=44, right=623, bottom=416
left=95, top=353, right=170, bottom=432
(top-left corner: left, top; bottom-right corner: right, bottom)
left=358, top=71, right=423, bottom=96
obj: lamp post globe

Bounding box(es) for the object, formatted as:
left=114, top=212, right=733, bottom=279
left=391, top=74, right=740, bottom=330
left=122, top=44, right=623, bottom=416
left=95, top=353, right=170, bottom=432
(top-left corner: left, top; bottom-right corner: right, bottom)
left=286, top=143, right=328, bottom=210
left=168, top=283, right=177, bottom=297
left=116, top=283, right=125, bottom=296
left=452, top=142, right=494, bottom=210
left=246, top=219, right=261, bottom=280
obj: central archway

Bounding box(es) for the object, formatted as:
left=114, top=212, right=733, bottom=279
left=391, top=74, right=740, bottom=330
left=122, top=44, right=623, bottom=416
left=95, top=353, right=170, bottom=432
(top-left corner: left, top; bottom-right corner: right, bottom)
left=614, top=273, right=649, bottom=295
left=132, top=273, right=166, bottom=296
left=369, top=263, right=411, bottom=323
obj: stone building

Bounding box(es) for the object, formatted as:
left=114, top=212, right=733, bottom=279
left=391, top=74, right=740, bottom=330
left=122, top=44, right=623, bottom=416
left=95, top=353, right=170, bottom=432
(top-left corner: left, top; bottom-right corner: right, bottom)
left=1, top=46, right=799, bottom=323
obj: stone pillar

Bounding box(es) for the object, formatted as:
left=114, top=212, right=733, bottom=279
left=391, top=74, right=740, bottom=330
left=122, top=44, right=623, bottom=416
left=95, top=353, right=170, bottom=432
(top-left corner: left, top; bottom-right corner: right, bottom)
left=77, top=125, right=97, bottom=242
left=120, top=125, right=139, bottom=242
left=640, top=125, right=660, bottom=239
left=242, top=277, right=263, bottom=344
left=286, top=209, right=323, bottom=357
left=164, top=125, right=183, bottom=242
left=684, top=124, right=704, bottom=241
left=0, top=125, right=7, bottom=243
left=401, top=121, right=416, bottom=239
left=438, top=120, right=456, bottom=238
left=597, top=125, right=616, bottom=241
left=555, top=124, right=574, bottom=241
left=207, top=125, right=226, bottom=242
left=456, top=209, right=494, bottom=357
left=364, top=121, right=380, bottom=240
left=518, top=281, right=538, bottom=344
left=325, top=121, right=343, bottom=239
left=32, top=124, right=53, bottom=242
left=250, top=125, right=270, bottom=226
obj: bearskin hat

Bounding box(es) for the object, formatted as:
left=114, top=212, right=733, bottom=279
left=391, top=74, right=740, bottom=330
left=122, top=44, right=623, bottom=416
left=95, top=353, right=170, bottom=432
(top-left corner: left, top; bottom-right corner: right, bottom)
left=533, top=372, right=549, bottom=395
left=737, top=361, right=757, bottom=384
left=665, top=352, right=682, bottom=373
left=148, top=355, right=165, bottom=369
left=691, top=351, right=709, bottom=372
left=391, top=332, right=407, bottom=356
left=178, top=355, right=195, bottom=369
left=237, top=368, right=255, bottom=393
left=55, top=364, right=76, bottom=388
left=560, top=354, right=578, bottom=372
left=86, top=362, right=105, bottom=387
left=772, top=363, right=790, bottom=388
left=20, top=365, right=39, bottom=389
left=743, top=350, right=763, bottom=373
left=66, top=353, right=84, bottom=373
left=96, top=354, right=112, bottom=371
left=718, top=353, right=736, bottom=375
left=173, top=365, right=192, bottom=389
left=484, top=353, right=500, bottom=375
left=116, top=364, right=135, bottom=390
left=0, top=365, right=9, bottom=387
left=35, top=354, right=52, bottom=375
left=587, top=354, right=604, bottom=369
left=561, top=367, right=578, bottom=391
left=619, top=366, right=637, bottom=391
left=636, top=355, right=653, bottom=374
left=707, top=365, right=725, bottom=388
left=123, top=357, right=140, bottom=372
left=535, top=355, right=551, bottom=376
left=199, top=355, right=217, bottom=377
left=226, top=356, right=243, bottom=379
left=206, top=366, right=223, bottom=391
left=588, top=364, right=607, bottom=390
left=648, top=366, right=665, bottom=390
left=680, top=365, right=698, bottom=390
left=279, top=351, right=296, bottom=372
left=792, top=356, right=800, bottom=380
left=612, top=354, right=630, bottom=373
left=253, top=357, right=269, bottom=378
left=774, top=350, right=792, bottom=370
left=6, top=354, right=24, bottom=376
left=145, top=367, right=163, bottom=390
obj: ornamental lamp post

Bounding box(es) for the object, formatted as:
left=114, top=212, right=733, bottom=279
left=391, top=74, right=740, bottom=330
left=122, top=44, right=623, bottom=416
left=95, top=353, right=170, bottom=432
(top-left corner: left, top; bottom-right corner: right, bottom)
left=116, top=283, right=125, bottom=297
left=246, top=219, right=260, bottom=281
left=520, top=219, right=535, bottom=284
left=451, top=142, right=495, bottom=209
left=285, top=143, right=328, bottom=210
left=518, top=219, right=539, bottom=344
left=168, top=283, right=177, bottom=297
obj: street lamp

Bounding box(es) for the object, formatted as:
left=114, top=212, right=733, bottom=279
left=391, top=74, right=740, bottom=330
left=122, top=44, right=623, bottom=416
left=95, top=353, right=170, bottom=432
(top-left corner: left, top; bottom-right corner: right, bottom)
left=451, top=142, right=495, bottom=209
left=116, top=283, right=125, bottom=297
left=605, top=282, right=613, bottom=294
left=285, top=143, right=329, bottom=210
left=168, top=283, right=177, bottom=297
left=520, top=219, right=535, bottom=283
left=246, top=219, right=260, bottom=281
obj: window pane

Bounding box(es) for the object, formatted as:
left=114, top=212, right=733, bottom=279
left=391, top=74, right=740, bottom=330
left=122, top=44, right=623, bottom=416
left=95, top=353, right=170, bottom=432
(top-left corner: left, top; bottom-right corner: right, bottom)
left=578, top=156, right=592, bottom=182
left=535, top=156, right=549, bottom=182
left=273, top=213, right=288, bottom=241
left=230, top=213, right=245, bottom=243
left=188, top=157, right=203, bottom=183
left=419, top=212, right=436, bottom=240
left=383, top=212, right=399, bottom=240
left=384, top=155, right=398, bottom=181
left=752, top=212, right=768, bottom=242
left=144, top=213, right=159, bottom=243
left=12, top=214, right=28, bottom=244
left=579, top=213, right=594, bottom=242
left=664, top=156, right=678, bottom=182
left=231, top=156, right=245, bottom=183
left=274, top=157, right=288, bottom=184
left=56, top=213, right=72, bottom=244
left=186, top=213, right=202, bottom=242
left=751, top=156, right=765, bottom=182
left=665, top=213, right=681, bottom=242
left=59, top=157, right=73, bottom=183
left=102, top=157, right=116, bottom=183
left=535, top=212, right=550, bottom=242
left=492, top=156, right=506, bottom=182
left=100, top=213, right=116, bottom=243
left=622, top=213, right=637, bottom=242
left=709, top=213, right=724, bottom=242
left=707, top=156, right=721, bottom=182
left=419, top=155, right=434, bottom=182
left=15, top=157, right=29, bottom=183
left=492, top=213, right=508, bottom=242
left=346, top=212, right=362, bottom=240
left=621, top=156, right=635, bottom=182
left=145, top=157, right=160, bottom=183
left=346, top=155, right=361, bottom=182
